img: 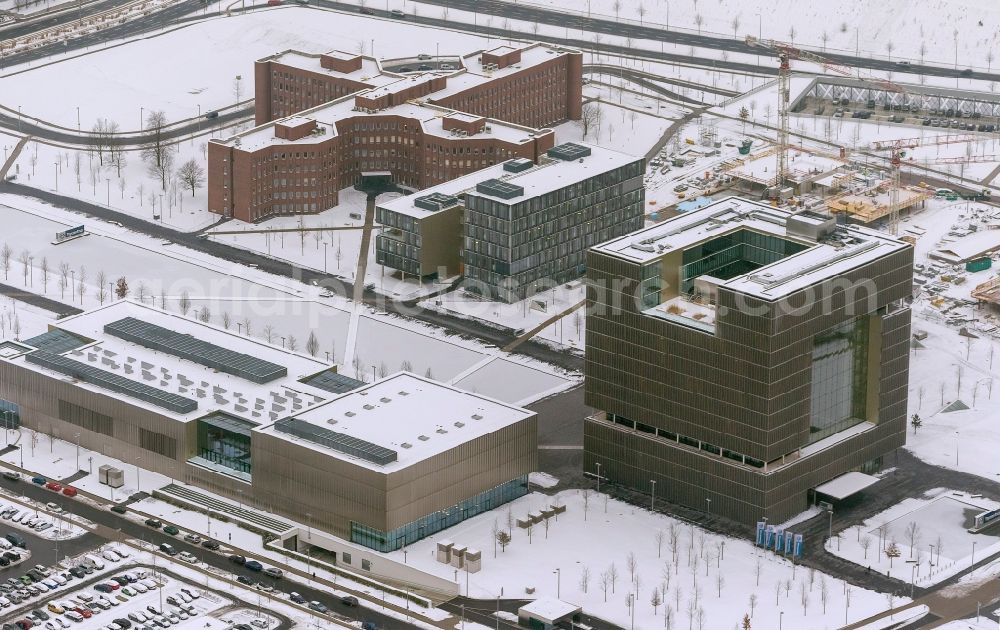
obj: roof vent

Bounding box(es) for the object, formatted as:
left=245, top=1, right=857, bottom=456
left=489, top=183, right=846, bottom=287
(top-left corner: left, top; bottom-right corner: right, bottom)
left=345, top=411, right=356, bottom=417
left=401, top=442, right=412, bottom=449
left=380, top=397, right=391, bottom=403
left=363, top=404, right=375, bottom=410
left=454, top=421, right=465, bottom=428
left=327, top=419, right=338, bottom=425
left=398, top=391, right=409, bottom=396
left=471, top=414, right=483, bottom=420
left=418, top=435, right=430, bottom=441
left=436, top=428, right=448, bottom=434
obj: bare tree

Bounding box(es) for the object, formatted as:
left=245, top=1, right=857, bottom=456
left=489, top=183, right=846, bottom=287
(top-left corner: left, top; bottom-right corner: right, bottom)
left=76, top=266, right=87, bottom=303
left=608, top=563, right=619, bottom=594
left=636, top=4, right=645, bottom=23
left=694, top=13, right=703, bottom=34
left=799, top=580, right=809, bottom=614
left=198, top=307, right=211, bottom=323
left=731, top=15, right=740, bottom=38
left=861, top=535, right=872, bottom=559
left=788, top=25, right=796, bottom=42
left=17, top=250, right=30, bottom=286
left=821, top=30, right=829, bottom=51
left=578, top=565, right=590, bottom=593
left=819, top=577, right=829, bottom=613
left=148, top=147, right=175, bottom=192
left=599, top=571, right=610, bottom=602
left=287, top=335, right=298, bottom=352
left=715, top=573, right=724, bottom=597
left=655, top=530, right=665, bottom=558
left=904, top=522, right=921, bottom=558
left=748, top=593, right=757, bottom=618
left=58, top=263, right=69, bottom=298
left=306, top=331, right=319, bottom=357
left=495, top=529, right=511, bottom=552
left=142, top=110, right=168, bottom=171
left=754, top=558, right=763, bottom=586
left=222, top=311, right=231, bottom=330
left=627, top=552, right=638, bottom=581
left=136, top=282, right=148, bottom=304
left=179, top=291, right=192, bottom=316
left=1, top=244, right=11, bottom=280
left=263, top=325, right=275, bottom=343
left=612, top=0, right=621, bottom=19
left=579, top=102, right=601, bottom=140
left=106, top=120, right=125, bottom=176
left=177, top=159, right=205, bottom=196
left=650, top=587, right=661, bottom=614
left=40, top=257, right=49, bottom=293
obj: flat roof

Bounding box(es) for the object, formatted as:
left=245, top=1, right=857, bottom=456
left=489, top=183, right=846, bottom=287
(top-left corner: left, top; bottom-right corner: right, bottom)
left=2, top=301, right=333, bottom=422
left=593, top=196, right=909, bottom=299
left=377, top=143, right=640, bottom=219
left=256, top=372, right=534, bottom=472
left=261, top=50, right=398, bottom=87
left=518, top=598, right=582, bottom=624
left=814, top=471, right=880, bottom=500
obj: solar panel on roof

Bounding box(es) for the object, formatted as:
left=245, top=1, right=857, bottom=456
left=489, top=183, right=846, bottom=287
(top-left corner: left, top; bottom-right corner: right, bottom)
left=25, top=351, right=197, bottom=414
left=301, top=370, right=365, bottom=395
left=413, top=192, right=461, bottom=212
left=274, top=417, right=397, bottom=466
left=547, top=142, right=592, bottom=161
left=475, top=178, right=524, bottom=200
left=22, top=329, right=89, bottom=355
left=103, top=317, right=287, bottom=384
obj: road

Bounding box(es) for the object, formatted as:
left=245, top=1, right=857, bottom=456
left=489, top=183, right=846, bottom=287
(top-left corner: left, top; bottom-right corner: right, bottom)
left=0, top=474, right=424, bottom=630
left=0, top=0, right=127, bottom=41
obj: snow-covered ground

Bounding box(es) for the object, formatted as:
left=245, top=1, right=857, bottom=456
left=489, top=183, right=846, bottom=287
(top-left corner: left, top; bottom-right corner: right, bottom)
left=827, top=488, right=1000, bottom=588
left=0, top=296, right=60, bottom=341
left=388, top=489, right=904, bottom=630
left=495, top=0, right=1000, bottom=70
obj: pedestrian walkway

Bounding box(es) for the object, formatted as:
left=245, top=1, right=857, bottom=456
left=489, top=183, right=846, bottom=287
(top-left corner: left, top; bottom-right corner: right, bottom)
left=502, top=299, right=584, bottom=352
left=155, top=483, right=293, bottom=535
left=0, top=135, right=29, bottom=180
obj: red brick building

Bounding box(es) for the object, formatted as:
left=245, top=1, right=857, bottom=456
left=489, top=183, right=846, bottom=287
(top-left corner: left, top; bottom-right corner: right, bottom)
left=210, top=43, right=581, bottom=222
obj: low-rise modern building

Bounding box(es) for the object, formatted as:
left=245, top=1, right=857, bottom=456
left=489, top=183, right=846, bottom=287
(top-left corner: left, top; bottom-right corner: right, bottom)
left=209, top=42, right=582, bottom=223
left=0, top=301, right=537, bottom=553
left=376, top=142, right=645, bottom=302
left=584, top=197, right=913, bottom=523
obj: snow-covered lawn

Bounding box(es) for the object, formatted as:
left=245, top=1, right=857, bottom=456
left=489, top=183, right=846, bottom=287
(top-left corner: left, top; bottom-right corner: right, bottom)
left=555, top=96, right=674, bottom=159
left=827, top=488, right=1000, bottom=588
left=387, top=489, right=902, bottom=630
left=0, top=296, right=60, bottom=341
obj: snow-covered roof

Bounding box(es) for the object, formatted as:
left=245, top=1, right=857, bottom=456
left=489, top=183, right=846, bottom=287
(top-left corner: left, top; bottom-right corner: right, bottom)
left=377, top=143, right=640, bottom=219
left=428, top=43, right=577, bottom=100
left=260, top=49, right=397, bottom=87
left=814, top=471, right=880, bottom=500
left=256, top=372, right=534, bottom=472
left=518, top=598, right=581, bottom=624
left=594, top=196, right=909, bottom=299
left=4, top=301, right=333, bottom=422
left=929, top=229, right=1000, bottom=264
left=221, top=96, right=545, bottom=152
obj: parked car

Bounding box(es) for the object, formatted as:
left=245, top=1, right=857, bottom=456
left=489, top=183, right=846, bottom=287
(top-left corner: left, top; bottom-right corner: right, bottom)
left=144, top=519, right=162, bottom=529
left=182, top=534, right=201, bottom=544
left=340, top=596, right=358, bottom=607
left=236, top=576, right=252, bottom=586
left=61, top=487, right=77, bottom=498
left=200, top=540, right=220, bottom=551
left=389, top=8, right=404, bottom=17
left=158, top=544, right=177, bottom=556
left=30, top=478, right=45, bottom=486
left=262, top=568, right=282, bottom=579
left=162, top=526, right=179, bottom=536
left=307, top=602, right=327, bottom=613
left=2, top=473, right=20, bottom=482
left=244, top=560, right=263, bottom=572
left=266, top=0, right=281, bottom=5
left=289, top=593, right=305, bottom=604
left=177, top=552, right=197, bottom=564
left=5, top=534, right=25, bottom=549
left=229, top=555, right=246, bottom=565
left=359, top=6, right=374, bottom=14
left=110, top=505, right=127, bottom=515
left=44, top=482, right=61, bottom=492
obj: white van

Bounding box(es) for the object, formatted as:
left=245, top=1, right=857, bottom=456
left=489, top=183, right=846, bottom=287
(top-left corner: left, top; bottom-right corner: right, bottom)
left=83, top=555, right=105, bottom=570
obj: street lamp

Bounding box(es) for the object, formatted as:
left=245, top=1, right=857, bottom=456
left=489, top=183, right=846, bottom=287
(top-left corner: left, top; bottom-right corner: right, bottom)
left=553, top=568, right=560, bottom=598
left=972, top=540, right=977, bottom=566
left=595, top=462, right=601, bottom=494
left=54, top=162, right=59, bottom=191
left=135, top=456, right=141, bottom=491
left=650, top=479, right=656, bottom=511
left=827, top=507, right=834, bottom=542
left=705, top=497, right=711, bottom=515
left=74, top=433, right=80, bottom=471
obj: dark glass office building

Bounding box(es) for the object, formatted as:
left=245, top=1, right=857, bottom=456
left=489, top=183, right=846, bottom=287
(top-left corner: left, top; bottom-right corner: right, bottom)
left=584, top=198, right=913, bottom=523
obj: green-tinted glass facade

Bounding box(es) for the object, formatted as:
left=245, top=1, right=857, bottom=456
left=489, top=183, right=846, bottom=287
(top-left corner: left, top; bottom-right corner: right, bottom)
left=0, top=399, right=19, bottom=429
left=196, top=414, right=253, bottom=476
left=679, top=229, right=808, bottom=294
left=808, top=317, right=870, bottom=443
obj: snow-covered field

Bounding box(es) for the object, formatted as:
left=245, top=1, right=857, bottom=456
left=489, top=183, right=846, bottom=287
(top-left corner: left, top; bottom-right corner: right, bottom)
left=497, top=0, right=1000, bottom=70
left=388, top=489, right=904, bottom=630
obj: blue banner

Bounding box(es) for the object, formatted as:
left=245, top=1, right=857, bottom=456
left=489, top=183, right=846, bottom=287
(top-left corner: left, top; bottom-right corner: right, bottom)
left=773, top=528, right=784, bottom=552
left=765, top=525, right=774, bottom=549
left=784, top=531, right=793, bottom=554
left=794, top=534, right=804, bottom=557
left=756, top=521, right=766, bottom=546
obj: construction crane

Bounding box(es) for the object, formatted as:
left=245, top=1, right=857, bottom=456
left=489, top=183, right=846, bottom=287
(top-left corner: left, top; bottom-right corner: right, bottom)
left=745, top=35, right=904, bottom=199
left=867, top=134, right=976, bottom=233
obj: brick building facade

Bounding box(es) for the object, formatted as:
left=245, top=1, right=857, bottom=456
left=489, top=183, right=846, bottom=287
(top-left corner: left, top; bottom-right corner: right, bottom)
left=209, top=43, right=581, bottom=222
